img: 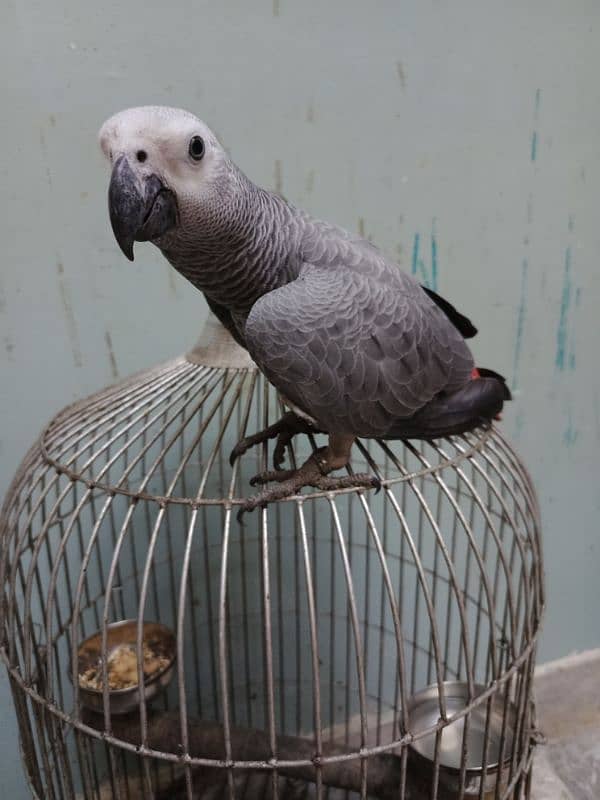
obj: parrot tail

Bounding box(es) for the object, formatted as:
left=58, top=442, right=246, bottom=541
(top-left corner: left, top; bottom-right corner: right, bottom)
left=386, top=368, right=511, bottom=440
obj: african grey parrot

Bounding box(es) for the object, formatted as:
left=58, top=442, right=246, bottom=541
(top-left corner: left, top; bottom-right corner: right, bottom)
left=99, top=106, right=509, bottom=514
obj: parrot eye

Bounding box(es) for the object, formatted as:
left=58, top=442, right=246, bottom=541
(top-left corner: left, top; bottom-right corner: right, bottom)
left=188, top=136, right=205, bottom=161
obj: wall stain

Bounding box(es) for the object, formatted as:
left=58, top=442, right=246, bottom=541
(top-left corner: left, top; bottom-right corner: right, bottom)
left=305, top=169, right=315, bottom=194
left=530, top=88, right=541, bottom=162
left=3, top=336, right=15, bottom=361
left=273, top=159, right=282, bottom=194
left=512, top=258, right=528, bottom=391
left=356, top=218, right=373, bottom=242
left=39, top=129, right=53, bottom=189
left=411, top=220, right=438, bottom=290
left=395, top=61, right=407, bottom=90
left=104, top=331, right=119, bottom=379
left=273, top=0, right=280, bottom=16
left=306, top=101, right=315, bottom=124
left=56, top=261, right=83, bottom=368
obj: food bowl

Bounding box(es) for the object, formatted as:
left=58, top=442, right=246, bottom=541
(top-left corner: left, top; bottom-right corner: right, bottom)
left=75, top=620, right=176, bottom=715
left=408, top=681, right=517, bottom=797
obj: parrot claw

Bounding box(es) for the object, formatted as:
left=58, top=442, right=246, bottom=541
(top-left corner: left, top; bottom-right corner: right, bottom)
left=236, top=501, right=266, bottom=524
left=229, top=441, right=247, bottom=467
left=273, top=434, right=290, bottom=471
left=237, top=444, right=382, bottom=521
left=229, top=412, right=314, bottom=469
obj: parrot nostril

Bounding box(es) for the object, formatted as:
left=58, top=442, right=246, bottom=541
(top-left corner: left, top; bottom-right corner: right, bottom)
left=136, top=150, right=147, bottom=163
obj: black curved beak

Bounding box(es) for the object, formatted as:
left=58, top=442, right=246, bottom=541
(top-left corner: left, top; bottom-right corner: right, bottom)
left=108, top=156, right=178, bottom=261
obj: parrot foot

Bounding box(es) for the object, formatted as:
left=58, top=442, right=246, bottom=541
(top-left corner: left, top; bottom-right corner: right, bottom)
left=237, top=438, right=380, bottom=522
left=229, top=411, right=314, bottom=469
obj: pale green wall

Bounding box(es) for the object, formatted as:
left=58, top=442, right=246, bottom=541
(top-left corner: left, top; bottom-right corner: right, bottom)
left=1, top=0, right=599, bottom=795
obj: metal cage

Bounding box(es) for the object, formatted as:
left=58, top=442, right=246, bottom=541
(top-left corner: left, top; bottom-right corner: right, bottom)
left=0, top=321, right=544, bottom=799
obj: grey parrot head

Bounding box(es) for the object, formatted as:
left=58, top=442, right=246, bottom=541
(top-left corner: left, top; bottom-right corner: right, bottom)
left=99, top=106, right=231, bottom=261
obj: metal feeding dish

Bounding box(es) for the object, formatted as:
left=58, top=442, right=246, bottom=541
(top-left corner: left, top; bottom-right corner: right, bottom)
left=76, top=620, right=176, bottom=715
left=408, top=681, right=517, bottom=796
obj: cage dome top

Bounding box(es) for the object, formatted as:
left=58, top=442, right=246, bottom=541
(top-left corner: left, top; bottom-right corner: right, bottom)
left=35, top=318, right=513, bottom=510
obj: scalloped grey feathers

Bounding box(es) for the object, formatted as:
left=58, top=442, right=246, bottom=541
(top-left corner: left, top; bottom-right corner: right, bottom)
left=244, top=236, right=474, bottom=437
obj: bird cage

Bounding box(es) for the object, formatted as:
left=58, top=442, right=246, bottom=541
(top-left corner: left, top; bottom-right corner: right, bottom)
left=0, top=319, right=543, bottom=800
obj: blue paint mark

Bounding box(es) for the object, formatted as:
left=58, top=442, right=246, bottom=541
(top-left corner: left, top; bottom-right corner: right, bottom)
left=512, top=258, right=528, bottom=390
left=411, top=222, right=438, bottom=291
left=431, top=227, right=438, bottom=291
left=563, top=410, right=578, bottom=446
left=555, top=246, right=572, bottom=370
left=411, top=233, right=420, bottom=277
left=530, top=131, right=537, bottom=162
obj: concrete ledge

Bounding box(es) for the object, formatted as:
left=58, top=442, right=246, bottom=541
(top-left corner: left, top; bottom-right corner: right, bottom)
left=532, top=649, right=600, bottom=799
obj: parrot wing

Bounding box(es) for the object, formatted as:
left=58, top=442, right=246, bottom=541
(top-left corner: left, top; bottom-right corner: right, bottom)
left=244, top=261, right=475, bottom=437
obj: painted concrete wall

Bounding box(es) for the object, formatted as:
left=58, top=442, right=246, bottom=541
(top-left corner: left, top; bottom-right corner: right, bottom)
left=1, top=0, right=598, bottom=795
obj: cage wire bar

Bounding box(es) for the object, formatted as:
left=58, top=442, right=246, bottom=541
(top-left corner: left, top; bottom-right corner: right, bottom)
left=0, top=321, right=543, bottom=800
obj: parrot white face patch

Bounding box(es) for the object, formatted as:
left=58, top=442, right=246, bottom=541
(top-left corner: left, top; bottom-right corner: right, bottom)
left=99, top=106, right=229, bottom=209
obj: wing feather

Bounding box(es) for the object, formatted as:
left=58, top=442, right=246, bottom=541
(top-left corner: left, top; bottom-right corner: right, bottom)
left=244, top=258, right=474, bottom=437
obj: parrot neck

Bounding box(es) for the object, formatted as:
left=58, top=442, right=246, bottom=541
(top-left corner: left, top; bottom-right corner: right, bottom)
left=156, top=166, right=299, bottom=316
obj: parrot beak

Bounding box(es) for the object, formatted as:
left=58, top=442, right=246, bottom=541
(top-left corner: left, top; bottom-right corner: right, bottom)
left=108, top=155, right=178, bottom=261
